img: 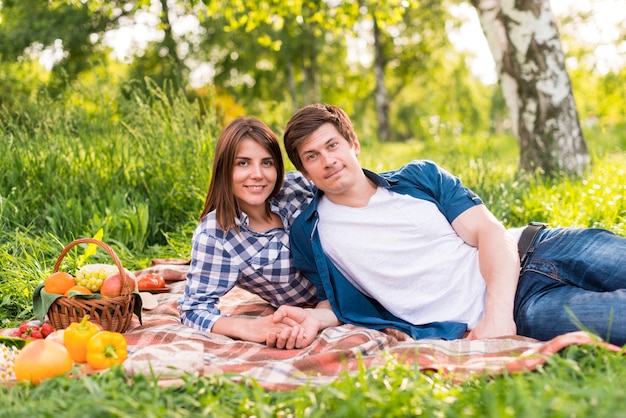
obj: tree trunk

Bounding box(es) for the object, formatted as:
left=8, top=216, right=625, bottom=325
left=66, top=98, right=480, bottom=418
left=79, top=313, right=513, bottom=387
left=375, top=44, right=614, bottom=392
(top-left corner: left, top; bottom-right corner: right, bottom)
left=302, top=50, right=321, bottom=105
left=471, top=0, right=589, bottom=177
left=286, top=62, right=299, bottom=113
left=300, top=24, right=321, bottom=105
left=372, top=15, right=392, bottom=142
left=160, top=0, right=184, bottom=89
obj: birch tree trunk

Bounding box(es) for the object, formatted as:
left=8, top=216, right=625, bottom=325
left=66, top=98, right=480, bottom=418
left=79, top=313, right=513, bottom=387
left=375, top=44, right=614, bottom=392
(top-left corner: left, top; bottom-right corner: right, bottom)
left=471, top=0, right=589, bottom=177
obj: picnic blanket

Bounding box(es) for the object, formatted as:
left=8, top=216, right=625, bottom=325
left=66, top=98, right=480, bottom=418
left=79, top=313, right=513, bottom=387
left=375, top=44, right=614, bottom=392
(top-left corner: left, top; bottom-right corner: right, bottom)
left=120, top=262, right=623, bottom=390
left=3, top=261, right=623, bottom=390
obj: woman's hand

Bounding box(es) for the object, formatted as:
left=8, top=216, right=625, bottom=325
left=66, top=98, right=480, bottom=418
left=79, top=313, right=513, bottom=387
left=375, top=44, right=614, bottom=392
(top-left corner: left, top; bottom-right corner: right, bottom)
left=267, top=306, right=321, bottom=349
left=211, top=314, right=301, bottom=346
left=268, top=301, right=341, bottom=349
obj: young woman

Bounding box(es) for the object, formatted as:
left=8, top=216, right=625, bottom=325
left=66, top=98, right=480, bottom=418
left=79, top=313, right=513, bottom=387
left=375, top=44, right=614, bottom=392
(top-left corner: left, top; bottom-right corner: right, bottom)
left=178, top=117, right=319, bottom=346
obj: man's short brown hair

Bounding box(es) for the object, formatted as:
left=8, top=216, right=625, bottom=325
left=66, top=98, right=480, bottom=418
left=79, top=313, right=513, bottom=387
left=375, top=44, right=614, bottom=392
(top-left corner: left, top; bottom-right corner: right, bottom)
left=283, top=104, right=358, bottom=172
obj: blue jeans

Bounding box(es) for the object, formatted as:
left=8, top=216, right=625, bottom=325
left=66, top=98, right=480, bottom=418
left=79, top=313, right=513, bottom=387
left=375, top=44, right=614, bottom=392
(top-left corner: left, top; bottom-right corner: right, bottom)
left=514, top=228, right=626, bottom=345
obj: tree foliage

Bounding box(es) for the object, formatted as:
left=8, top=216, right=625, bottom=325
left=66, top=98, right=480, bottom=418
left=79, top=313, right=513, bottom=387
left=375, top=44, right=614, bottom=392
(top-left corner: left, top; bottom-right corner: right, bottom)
left=0, top=0, right=624, bottom=168
left=0, top=0, right=113, bottom=90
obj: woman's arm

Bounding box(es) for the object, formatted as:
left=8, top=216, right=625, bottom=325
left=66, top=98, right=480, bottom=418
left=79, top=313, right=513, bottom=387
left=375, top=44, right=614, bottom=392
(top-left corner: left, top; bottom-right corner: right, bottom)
left=212, top=315, right=303, bottom=344
left=180, top=222, right=316, bottom=346
left=179, top=228, right=239, bottom=332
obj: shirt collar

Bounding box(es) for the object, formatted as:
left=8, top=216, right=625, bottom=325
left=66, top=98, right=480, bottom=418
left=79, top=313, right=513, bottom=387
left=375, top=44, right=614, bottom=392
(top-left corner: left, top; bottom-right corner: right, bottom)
left=235, top=210, right=249, bottom=228
left=235, top=199, right=288, bottom=233
left=304, top=168, right=392, bottom=222
left=363, top=168, right=392, bottom=188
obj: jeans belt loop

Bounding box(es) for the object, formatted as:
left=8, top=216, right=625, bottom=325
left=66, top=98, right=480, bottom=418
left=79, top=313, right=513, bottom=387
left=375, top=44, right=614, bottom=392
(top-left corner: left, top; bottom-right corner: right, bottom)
left=518, top=222, right=548, bottom=270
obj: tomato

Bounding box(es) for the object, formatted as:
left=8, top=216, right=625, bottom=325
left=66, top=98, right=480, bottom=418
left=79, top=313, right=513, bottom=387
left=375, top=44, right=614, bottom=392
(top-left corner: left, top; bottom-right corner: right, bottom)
left=13, top=339, right=73, bottom=385
left=137, top=273, right=166, bottom=290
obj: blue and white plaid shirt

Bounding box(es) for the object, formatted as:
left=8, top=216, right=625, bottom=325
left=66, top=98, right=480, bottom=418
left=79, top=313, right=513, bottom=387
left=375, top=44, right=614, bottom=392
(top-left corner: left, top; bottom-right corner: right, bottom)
left=178, top=171, right=319, bottom=332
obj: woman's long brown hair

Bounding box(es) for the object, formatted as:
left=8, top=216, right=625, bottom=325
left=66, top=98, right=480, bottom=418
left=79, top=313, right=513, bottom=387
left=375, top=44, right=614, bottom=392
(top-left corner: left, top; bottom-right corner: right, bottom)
left=199, top=117, right=285, bottom=232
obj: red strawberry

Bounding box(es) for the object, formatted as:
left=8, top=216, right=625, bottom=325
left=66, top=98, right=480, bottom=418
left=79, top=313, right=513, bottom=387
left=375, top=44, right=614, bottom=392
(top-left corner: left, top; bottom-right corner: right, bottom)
left=20, top=325, right=39, bottom=338
left=41, top=323, right=55, bottom=337
left=30, top=330, right=44, bottom=339
left=17, top=324, right=39, bottom=338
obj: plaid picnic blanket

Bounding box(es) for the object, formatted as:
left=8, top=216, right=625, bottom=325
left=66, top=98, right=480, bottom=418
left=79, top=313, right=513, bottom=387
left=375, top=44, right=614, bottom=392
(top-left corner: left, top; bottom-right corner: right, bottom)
left=3, top=262, right=622, bottom=390
left=119, top=263, right=623, bottom=390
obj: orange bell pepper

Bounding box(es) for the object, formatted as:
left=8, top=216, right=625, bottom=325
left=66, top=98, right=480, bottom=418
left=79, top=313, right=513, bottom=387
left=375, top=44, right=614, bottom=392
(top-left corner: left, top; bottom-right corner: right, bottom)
left=85, top=331, right=128, bottom=370
left=64, top=315, right=101, bottom=363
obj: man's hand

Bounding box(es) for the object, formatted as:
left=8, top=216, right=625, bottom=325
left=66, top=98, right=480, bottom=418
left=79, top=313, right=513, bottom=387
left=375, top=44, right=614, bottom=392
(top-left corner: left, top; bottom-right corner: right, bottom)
left=466, top=314, right=517, bottom=340
left=452, top=205, right=520, bottom=341
left=268, top=301, right=342, bottom=348
left=211, top=314, right=302, bottom=347
left=267, top=306, right=321, bottom=349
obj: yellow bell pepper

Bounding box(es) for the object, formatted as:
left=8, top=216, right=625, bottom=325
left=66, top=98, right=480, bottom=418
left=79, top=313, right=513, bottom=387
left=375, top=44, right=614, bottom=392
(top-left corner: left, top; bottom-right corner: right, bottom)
left=64, top=315, right=101, bottom=363
left=85, top=331, right=128, bottom=370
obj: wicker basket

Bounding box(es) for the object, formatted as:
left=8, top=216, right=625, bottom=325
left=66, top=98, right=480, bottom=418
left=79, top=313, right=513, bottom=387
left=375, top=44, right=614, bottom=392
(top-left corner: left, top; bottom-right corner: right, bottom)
left=46, top=238, right=137, bottom=333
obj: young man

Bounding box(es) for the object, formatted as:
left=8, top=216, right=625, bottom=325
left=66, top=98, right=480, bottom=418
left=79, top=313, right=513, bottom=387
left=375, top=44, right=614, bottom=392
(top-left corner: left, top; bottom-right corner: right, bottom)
left=274, top=103, right=626, bottom=347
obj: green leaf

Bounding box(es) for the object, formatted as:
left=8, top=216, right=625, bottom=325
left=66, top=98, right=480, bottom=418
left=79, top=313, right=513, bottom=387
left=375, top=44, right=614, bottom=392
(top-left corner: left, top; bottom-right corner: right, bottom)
left=0, top=336, right=29, bottom=349
left=76, top=229, right=105, bottom=266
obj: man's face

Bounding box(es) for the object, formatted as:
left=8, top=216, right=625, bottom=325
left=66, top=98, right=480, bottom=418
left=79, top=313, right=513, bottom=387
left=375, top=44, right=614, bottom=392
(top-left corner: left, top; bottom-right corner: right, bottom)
left=297, top=123, right=362, bottom=198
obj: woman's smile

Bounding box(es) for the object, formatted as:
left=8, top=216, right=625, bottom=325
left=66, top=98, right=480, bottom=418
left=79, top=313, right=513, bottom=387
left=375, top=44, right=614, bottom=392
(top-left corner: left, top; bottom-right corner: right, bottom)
left=233, top=138, right=278, bottom=216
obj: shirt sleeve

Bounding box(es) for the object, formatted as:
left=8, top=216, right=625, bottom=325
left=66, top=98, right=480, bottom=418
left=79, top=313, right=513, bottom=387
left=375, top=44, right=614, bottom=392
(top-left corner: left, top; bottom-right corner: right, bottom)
left=178, top=227, right=239, bottom=332
left=273, top=171, right=316, bottom=229
left=391, top=160, right=483, bottom=223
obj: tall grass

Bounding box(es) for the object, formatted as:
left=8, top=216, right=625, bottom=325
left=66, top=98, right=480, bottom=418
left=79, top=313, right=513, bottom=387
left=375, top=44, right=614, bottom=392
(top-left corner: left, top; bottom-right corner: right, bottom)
left=1, top=81, right=221, bottom=251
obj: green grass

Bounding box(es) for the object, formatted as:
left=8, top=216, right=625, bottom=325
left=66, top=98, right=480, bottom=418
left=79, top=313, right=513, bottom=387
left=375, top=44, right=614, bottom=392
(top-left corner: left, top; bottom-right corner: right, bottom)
left=1, top=85, right=625, bottom=416
left=1, top=343, right=626, bottom=418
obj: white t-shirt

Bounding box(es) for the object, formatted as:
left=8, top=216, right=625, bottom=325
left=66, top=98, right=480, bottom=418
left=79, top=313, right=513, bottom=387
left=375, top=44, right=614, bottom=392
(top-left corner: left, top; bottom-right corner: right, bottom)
left=317, top=187, right=487, bottom=328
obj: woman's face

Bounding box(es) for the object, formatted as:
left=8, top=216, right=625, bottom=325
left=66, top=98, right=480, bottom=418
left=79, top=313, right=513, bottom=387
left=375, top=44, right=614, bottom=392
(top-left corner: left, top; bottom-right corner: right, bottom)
left=232, top=138, right=278, bottom=215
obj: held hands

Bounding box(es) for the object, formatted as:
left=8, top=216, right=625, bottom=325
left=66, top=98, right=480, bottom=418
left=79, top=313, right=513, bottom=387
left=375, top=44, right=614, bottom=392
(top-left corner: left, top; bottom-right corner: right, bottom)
left=222, top=306, right=320, bottom=349
left=211, top=307, right=325, bottom=348
left=266, top=306, right=321, bottom=349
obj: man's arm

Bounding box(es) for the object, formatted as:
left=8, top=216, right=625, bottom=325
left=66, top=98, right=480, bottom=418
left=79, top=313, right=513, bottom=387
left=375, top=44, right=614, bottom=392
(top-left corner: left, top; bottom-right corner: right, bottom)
left=451, top=204, right=519, bottom=339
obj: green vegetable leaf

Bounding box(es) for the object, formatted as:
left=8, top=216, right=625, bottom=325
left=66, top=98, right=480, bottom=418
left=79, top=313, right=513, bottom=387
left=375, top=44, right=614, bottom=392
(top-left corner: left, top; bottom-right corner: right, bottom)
left=0, top=336, right=28, bottom=349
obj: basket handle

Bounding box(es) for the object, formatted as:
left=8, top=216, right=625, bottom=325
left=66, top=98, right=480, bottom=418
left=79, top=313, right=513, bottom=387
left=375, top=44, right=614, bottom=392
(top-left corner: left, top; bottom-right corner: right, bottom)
left=53, top=238, right=131, bottom=294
